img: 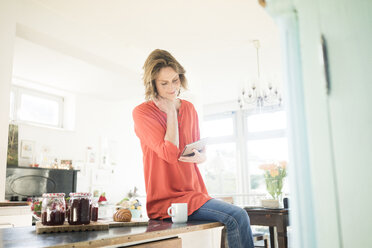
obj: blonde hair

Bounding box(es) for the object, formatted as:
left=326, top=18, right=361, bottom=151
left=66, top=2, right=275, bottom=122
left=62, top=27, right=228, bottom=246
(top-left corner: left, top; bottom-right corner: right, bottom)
left=142, top=49, right=188, bottom=100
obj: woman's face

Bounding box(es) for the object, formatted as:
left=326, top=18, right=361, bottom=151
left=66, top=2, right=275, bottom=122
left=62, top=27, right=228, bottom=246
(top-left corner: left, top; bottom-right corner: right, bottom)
left=155, top=67, right=181, bottom=101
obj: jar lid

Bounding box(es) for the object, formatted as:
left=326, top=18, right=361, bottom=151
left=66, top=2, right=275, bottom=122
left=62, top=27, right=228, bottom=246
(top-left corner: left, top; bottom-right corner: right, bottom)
left=69, top=192, right=92, bottom=197
left=42, top=193, right=65, bottom=198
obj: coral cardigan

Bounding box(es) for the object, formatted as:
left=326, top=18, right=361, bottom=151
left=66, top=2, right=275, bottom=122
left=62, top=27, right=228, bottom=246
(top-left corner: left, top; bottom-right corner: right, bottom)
left=133, top=99, right=211, bottom=219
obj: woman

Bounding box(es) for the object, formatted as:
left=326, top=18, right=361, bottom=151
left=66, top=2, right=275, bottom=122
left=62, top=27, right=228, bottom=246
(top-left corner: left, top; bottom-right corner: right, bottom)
left=133, top=49, right=254, bottom=248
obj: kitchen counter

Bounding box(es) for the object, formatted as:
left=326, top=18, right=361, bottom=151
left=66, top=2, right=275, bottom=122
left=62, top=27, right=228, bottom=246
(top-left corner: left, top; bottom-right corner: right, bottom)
left=0, top=204, right=32, bottom=228
left=0, top=202, right=29, bottom=207
left=1, top=220, right=223, bottom=247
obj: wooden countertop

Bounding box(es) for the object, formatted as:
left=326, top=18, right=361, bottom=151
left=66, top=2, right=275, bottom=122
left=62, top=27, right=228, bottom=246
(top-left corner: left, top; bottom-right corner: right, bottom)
left=1, top=220, right=223, bottom=248
left=0, top=202, right=29, bottom=207
left=244, top=207, right=289, bottom=214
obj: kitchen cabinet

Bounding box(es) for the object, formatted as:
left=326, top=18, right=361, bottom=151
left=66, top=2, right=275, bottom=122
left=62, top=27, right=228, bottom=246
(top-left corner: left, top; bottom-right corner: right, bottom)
left=0, top=205, right=32, bottom=228
left=129, top=237, right=181, bottom=248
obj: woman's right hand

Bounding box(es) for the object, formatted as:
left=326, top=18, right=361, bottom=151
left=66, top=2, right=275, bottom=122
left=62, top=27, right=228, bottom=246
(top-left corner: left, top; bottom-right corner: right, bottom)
left=153, top=97, right=176, bottom=114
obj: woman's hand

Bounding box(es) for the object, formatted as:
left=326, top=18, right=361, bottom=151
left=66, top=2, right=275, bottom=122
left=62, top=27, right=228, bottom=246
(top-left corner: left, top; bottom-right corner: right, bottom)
left=154, top=96, right=179, bottom=147
left=153, top=97, right=176, bottom=114
left=178, top=148, right=207, bottom=164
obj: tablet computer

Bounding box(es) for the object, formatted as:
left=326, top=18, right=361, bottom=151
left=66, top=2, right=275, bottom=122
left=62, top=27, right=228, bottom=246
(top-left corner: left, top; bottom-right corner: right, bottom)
left=180, top=138, right=208, bottom=157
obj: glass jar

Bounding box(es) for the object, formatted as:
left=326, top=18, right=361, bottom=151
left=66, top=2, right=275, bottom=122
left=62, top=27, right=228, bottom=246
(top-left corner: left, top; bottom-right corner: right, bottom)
left=68, top=192, right=91, bottom=225
left=90, top=198, right=99, bottom=222
left=41, top=193, right=66, bottom=226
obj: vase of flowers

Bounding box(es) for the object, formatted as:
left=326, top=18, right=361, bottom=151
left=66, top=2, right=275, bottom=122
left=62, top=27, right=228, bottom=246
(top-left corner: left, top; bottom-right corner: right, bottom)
left=259, top=161, right=287, bottom=207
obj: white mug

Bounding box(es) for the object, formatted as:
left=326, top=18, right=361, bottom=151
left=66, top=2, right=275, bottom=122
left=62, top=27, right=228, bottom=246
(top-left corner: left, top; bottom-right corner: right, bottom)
left=167, top=203, right=188, bottom=223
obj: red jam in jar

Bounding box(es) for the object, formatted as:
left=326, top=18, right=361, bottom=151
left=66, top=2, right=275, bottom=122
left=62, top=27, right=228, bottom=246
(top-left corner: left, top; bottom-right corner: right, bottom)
left=41, top=193, right=66, bottom=226
left=68, top=192, right=91, bottom=225
left=90, top=198, right=99, bottom=222
left=91, top=206, right=98, bottom=222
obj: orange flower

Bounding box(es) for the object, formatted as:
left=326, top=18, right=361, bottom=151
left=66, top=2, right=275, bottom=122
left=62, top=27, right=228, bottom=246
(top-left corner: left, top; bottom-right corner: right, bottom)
left=269, top=169, right=279, bottom=177
left=279, top=161, right=287, bottom=169
left=259, top=163, right=276, bottom=171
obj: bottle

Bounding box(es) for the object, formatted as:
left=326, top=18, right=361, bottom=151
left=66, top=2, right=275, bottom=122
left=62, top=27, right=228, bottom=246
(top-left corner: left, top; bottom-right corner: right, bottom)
left=90, top=198, right=99, bottom=222
left=41, top=193, right=66, bottom=226
left=68, top=192, right=91, bottom=225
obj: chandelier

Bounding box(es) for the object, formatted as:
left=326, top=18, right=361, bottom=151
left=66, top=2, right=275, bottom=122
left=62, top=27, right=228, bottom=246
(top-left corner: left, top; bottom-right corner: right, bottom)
left=238, top=40, right=283, bottom=109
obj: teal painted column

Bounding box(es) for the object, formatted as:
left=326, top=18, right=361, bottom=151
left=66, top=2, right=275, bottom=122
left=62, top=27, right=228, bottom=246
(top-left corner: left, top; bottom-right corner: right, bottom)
left=264, top=1, right=317, bottom=247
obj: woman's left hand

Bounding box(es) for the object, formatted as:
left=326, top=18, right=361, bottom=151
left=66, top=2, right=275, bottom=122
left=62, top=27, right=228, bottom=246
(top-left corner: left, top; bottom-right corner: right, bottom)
left=178, top=148, right=206, bottom=164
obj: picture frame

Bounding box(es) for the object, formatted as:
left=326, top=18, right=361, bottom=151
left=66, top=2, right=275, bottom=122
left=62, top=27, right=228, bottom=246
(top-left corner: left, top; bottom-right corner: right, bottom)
left=99, top=137, right=109, bottom=169
left=86, top=147, right=96, bottom=166
left=7, top=124, right=19, bottom=166
left=108, top=139, right=118, bottom=166
left=20, top=140, right=35, bottom=159
left=99, top=137, right=119, bottom=169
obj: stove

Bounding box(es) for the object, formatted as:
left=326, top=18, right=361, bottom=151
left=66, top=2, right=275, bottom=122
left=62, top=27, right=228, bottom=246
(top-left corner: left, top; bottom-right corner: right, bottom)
left=5, top=166, right=78, bottom=201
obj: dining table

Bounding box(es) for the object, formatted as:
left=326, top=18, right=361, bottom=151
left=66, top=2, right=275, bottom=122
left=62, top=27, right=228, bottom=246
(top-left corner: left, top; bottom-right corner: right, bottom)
left=244, top=207, right=289, bottom=248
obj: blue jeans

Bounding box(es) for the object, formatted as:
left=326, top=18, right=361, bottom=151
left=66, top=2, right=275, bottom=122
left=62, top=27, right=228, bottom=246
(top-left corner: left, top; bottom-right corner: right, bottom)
left=188, top=199, right=254, bottom=248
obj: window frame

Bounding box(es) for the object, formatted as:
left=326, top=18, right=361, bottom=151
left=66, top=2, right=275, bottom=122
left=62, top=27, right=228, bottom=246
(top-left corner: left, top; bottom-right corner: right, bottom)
left=202, top=111, right=237, bottom=144
left=202, top=106, right=288, bottom=205
left=10, top=86, right=64, bottom=129
left=244, top=107, right=287, bottom=195
left=201, top=111, right=241, bottom=196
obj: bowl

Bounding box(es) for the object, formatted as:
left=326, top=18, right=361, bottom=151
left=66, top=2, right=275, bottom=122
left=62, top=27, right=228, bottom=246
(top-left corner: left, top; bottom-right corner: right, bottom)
left=261, top=199, right=279, bottom=208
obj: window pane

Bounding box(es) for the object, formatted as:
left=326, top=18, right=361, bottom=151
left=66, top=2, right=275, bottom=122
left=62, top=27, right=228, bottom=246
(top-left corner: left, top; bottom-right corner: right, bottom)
left=202, top=117, right=234, bottom=138
left=247, top=138, right=289, bottom=192
left=10, top=91, right=14, bottom=120
left=200, top=143, right=237, bottom=194
left=247, top=111, right=286, bottom=133
left=19, top=94, right=60, bottom=126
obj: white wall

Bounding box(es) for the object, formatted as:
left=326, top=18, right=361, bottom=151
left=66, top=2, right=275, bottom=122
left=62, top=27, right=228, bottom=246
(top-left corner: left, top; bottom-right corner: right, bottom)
left=0, top=0, right=16, bottom=202
left=13, top=88, right=147, bottom=203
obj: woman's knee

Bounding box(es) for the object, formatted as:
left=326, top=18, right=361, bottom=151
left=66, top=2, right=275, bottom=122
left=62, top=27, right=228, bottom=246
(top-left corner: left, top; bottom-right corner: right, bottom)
left=225, top=208, right=250, bottom=229
left=233, top=208, right=250, bottom=227
left=224, top=214, right=239, bottom=230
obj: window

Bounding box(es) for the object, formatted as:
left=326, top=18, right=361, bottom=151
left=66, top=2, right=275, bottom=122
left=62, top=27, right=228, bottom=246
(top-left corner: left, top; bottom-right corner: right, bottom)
left=247, top=111, right=286, bottom=132
left=202, top=108, right=289, bottom=205
left=10, top=86, right=64, bottom=128
left=246, top=110, right=288, bottom=194
left=202, top=117, right=234, bottom=138
left=202, top=142, right=237, bottom=194
left=247, top=138, right=288, bottom=191
left=200, top=113, right=238, bottom=195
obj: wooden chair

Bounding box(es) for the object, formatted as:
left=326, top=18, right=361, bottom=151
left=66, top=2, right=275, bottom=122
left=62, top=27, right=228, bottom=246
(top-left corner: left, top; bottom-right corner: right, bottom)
left=253, top=232, right=269, bottom=248
left=220, top=227, right=269, bottom=248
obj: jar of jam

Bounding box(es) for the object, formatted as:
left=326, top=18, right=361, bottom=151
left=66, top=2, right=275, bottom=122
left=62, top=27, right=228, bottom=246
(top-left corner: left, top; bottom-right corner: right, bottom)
left=90, top=198, right=99, bottom=222
left=68, top=192, right=91, bottom=225
left=41, top=193, right=66, bottom=226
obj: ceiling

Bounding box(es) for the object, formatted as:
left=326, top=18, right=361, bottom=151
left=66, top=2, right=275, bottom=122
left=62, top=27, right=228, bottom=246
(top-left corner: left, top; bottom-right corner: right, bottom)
left=12, top=0, right=282, bottom=104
